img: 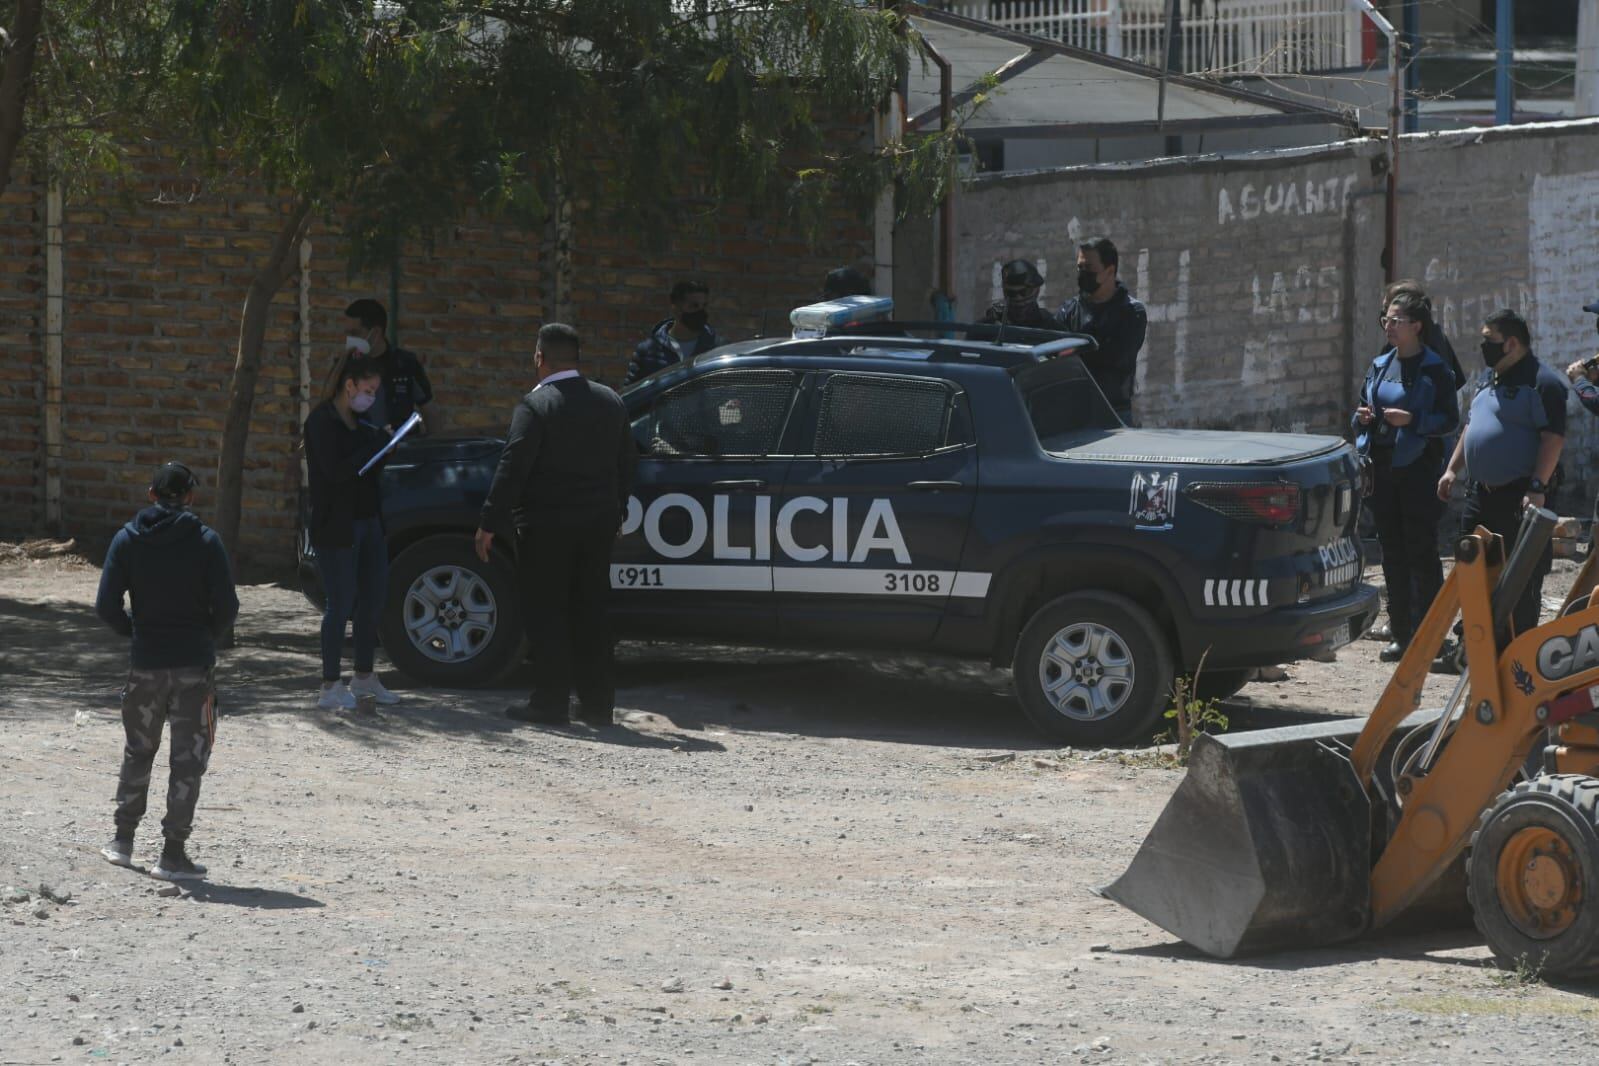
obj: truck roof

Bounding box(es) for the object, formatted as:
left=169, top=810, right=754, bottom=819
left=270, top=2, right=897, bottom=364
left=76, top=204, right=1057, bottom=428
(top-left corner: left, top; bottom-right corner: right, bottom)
left=690, top=322, right=1098, bottom=372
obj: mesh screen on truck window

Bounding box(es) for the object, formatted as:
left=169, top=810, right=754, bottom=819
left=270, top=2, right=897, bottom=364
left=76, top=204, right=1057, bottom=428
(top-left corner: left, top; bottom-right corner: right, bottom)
left=814, top=374, right=951, bottom=456
left=633, top=369, right=798, bottom=458
left=1025, top=377, right=1121, bottom=449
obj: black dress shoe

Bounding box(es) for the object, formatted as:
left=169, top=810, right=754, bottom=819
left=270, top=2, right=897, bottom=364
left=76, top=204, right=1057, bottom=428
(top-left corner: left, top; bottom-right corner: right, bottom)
left=1378, top=641, right=1406, bottom=663
left=505, top=704, right=565, bottom=724
left=575, top=706, right=614, bottom=728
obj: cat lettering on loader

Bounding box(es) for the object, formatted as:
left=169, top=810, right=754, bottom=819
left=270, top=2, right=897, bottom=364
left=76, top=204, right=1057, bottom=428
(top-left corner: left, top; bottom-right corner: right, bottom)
left=1104, top=507, right=1599, bottom=975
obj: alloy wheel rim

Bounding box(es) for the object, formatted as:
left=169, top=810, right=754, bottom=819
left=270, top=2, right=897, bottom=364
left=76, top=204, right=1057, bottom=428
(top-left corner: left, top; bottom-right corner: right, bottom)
left=403, top=564, right=498, bottom=664
left=1038, top=621, right=1136, bottom=722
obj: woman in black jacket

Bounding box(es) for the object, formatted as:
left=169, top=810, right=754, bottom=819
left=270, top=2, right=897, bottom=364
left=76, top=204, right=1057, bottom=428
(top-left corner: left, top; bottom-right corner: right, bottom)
left=303, top=353, right=400, bottom=710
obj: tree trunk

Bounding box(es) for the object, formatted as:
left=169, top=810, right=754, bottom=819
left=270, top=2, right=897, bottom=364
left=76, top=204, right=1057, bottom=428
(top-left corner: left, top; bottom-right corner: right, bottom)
left=0, top=0, right=44, bottom=192
left=214, top=197, right=313, bottom=566
left=550, top=174, right=574, bottom=324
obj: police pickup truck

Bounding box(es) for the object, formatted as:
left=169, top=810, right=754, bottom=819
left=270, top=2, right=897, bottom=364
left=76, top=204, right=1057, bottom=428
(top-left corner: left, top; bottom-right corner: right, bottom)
left=300, top=298, right=1377, bottom=745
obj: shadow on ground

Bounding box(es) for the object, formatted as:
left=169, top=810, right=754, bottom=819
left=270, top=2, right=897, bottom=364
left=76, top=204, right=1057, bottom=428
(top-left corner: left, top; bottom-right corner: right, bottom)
left=181, top=881, right=326, bottom=910
left=3, top=592, right=1357, bottom=753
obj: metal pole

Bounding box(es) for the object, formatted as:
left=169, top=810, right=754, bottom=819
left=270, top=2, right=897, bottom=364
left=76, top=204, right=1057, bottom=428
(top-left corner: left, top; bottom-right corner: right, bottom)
left=921, top=35, right=956, bottom=316
left=1157, top=0, right=1179, bottom=130
left=1495, top=0, right=1515, bottom=125
left=389, top=258, right=401, bottom=347
left=1347, top=0, right=1401, bottom=282
left=1401, top=0, right=1419, bottom=132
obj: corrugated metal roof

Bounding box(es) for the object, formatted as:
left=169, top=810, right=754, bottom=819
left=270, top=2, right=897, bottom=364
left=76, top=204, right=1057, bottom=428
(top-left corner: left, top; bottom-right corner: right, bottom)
left=907, top=6, right=1351, bottom=138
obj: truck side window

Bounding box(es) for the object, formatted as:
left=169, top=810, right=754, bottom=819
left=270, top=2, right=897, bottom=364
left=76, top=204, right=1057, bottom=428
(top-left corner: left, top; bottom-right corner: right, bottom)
left=1026, top=378, right=1121, bottom=449
left=812, top=374, right=963, bottom=457
left=631, top=369, right=799, bottom=458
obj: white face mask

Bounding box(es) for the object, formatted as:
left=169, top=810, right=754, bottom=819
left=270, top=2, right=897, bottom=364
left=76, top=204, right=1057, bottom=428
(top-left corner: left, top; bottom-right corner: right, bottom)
left=345, top=335, right=372, bottom=355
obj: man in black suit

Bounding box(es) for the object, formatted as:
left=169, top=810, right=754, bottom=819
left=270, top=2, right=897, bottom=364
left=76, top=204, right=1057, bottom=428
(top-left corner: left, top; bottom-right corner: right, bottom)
left=475, top=323, right=637, bottom=726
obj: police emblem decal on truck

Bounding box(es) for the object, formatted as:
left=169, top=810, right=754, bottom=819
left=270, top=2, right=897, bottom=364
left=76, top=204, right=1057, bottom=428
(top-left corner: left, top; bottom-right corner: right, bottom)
left=1130, top=471, right=1178, bottom=531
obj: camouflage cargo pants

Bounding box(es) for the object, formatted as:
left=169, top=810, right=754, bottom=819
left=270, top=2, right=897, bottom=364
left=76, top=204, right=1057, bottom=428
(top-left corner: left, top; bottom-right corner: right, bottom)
left=114, top=667, right=217, bottom=844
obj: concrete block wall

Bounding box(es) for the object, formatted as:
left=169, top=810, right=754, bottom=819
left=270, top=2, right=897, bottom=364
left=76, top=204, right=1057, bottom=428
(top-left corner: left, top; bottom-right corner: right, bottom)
left=955, top=118, right=1599, bottom=515
left=3, top=159, right=872, bottom=574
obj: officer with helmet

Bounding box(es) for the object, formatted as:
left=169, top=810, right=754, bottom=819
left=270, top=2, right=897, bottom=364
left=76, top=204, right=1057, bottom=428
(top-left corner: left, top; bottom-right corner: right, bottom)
left=983, top=259, right=1056, bottom=330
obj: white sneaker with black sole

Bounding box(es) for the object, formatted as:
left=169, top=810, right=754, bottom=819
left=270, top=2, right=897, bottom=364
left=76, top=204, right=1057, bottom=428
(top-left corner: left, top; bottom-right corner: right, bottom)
left=152, top=847, right=207, bottom=881
left=350, top=674, right=401, bottom=705
left=317, top=684, right=357, bottom=711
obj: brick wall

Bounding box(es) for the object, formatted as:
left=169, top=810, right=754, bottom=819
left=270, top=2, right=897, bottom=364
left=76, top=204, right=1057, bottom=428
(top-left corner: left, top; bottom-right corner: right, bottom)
left=0, top=176, right=44, bottom=534
left=954, top=117, right=1599, bottom=509
left=7, top=163, right=873, bottom=575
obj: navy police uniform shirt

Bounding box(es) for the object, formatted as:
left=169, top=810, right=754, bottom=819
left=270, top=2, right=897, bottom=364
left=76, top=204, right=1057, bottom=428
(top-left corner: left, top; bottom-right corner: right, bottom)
left=1462, top=354, right=1567, bottom=488
left=369, top=346, right=433, bottom=431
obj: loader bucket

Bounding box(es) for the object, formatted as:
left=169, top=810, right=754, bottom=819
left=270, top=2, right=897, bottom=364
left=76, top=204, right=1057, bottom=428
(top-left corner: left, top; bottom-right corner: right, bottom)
left=1100, top=717, right=1376, bottom=958
left=1101, top=710, right=1461, bottom=958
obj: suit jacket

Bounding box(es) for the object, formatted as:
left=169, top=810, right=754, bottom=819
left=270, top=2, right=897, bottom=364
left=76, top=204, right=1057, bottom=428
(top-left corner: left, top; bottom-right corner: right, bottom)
left=480, top=374, right=637, bottom=533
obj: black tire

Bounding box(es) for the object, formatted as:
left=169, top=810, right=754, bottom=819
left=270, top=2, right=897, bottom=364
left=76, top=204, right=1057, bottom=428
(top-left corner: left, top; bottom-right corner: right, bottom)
left=1193, top=668, right=1251, bottom=703
left=1011, top=591, right=1174, bottom=746
left=378, top=534, right=524, bottom=687
left=1468, top=774, right=1599, bottom=977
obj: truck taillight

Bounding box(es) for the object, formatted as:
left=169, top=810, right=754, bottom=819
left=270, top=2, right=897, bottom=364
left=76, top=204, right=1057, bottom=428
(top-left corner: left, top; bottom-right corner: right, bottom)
left=1185, top=483, right=1301, bottom=526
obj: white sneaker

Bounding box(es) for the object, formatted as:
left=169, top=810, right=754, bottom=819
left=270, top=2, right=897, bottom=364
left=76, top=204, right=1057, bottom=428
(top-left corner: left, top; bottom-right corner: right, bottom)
left=350, top=675, right=401, bottom=705
left=317, top=684, right=357, bottom=710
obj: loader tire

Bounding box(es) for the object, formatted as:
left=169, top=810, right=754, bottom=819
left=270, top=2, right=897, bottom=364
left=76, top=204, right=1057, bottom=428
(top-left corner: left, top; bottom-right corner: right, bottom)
left=1012, top=591, right=1173, bottom=747
left=1468, top=774, right=1599, bottom=977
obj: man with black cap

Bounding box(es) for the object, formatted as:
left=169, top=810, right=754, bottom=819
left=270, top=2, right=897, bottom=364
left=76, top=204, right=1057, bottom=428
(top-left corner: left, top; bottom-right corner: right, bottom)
left=476, top=323, right=636, bottom=726
left=94, top=462, right=239, bottom=880
left=983, top=259, right=1056, bottom=330
left=1564, top=299, right=1599, bottom=414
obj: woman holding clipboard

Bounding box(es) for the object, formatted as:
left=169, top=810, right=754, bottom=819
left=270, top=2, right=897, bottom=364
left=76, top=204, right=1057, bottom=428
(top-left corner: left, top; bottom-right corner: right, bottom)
left=303, top=352, right=403, bottom=710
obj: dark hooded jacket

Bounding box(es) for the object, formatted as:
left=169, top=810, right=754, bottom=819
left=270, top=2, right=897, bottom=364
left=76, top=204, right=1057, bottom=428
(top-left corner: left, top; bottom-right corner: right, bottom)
left=95, top=504, right=240, bottom=670
left=624, top=318, right=723, bottom=385
left=1057, top=281, right=1148, bottom=413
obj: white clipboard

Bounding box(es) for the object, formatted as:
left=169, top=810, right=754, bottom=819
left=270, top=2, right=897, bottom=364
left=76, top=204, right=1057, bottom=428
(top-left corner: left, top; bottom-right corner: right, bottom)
left=359, top=411, right=423, bottom=476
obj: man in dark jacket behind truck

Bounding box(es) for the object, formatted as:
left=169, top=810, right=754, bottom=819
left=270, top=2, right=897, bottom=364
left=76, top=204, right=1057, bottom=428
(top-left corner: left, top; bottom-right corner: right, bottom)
left=1056, top=237, right=1148, bottom=422
left=94, top=462, right=239, bottom=881
left=475, top=324, right=637, bottom=727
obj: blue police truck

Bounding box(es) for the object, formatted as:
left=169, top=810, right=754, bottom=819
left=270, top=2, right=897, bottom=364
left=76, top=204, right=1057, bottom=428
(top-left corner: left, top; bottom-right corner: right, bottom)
left=300, top=301, right=1377, bottom=745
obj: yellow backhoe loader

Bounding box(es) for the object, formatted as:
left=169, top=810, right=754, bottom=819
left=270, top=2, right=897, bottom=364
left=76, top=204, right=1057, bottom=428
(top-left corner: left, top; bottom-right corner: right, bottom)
left=1104, top=508, right=1599, bottom=975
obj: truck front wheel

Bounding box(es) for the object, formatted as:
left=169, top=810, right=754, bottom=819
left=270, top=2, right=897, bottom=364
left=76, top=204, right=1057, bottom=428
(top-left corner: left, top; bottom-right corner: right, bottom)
left=379, top=535, right=524, bottom=687
left=1012, top=591, right=1174, bottom=746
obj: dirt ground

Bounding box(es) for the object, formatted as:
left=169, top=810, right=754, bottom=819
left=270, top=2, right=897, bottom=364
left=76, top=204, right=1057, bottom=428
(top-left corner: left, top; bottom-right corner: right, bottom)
left=4, top=551, right=1599, bottom=1065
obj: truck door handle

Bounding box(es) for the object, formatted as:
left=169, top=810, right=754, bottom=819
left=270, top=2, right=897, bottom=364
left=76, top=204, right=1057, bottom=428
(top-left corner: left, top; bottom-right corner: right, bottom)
left=908, top=480, right=963, bottom=491
left=711, top=479, right=767, bottom=491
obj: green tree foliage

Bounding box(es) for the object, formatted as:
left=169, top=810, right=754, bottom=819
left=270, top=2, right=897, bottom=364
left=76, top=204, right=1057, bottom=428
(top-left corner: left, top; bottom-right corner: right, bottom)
left=160, top=0, right=959, bottom=563
left=0, top=0, right=174, bottom=193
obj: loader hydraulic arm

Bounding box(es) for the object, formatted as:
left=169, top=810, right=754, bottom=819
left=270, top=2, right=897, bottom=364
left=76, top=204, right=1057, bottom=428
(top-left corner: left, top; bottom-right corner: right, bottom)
left=1348, top=510, right=1599, bottom=929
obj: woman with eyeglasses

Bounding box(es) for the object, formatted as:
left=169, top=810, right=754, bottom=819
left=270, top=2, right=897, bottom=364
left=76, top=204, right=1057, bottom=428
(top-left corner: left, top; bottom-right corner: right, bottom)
left=1354, top=290, right=1462, bottom=662
left=1381, top=280, right=1466, bottom=392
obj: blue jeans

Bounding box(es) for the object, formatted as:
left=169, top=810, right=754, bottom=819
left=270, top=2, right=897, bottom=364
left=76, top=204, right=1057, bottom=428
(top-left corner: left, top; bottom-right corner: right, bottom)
left=315, top=517, right=388, bottom=683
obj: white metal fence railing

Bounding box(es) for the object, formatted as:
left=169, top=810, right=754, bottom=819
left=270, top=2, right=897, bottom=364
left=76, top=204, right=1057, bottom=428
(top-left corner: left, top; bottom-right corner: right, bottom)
left=939, top=0, right=1360, bottom=76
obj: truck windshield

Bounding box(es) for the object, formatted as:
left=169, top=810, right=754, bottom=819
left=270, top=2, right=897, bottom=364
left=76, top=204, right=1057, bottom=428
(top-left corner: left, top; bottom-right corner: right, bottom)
left=1017, top=362, right=1123, bottom=450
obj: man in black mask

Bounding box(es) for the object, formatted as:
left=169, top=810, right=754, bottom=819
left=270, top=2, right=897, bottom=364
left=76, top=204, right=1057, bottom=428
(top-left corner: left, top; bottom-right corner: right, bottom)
left=1437, top=309, right=1567, bottom=646
left=983, top=259, right=1056, bottom=330
left=1056, top=237, right=1148, bottom=423
left=625, top=280, right=722, bottom=384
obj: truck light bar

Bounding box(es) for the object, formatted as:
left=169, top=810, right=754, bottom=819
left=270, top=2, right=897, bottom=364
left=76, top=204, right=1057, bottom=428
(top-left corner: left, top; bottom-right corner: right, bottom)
left=790, top=296, right=895, bottom=339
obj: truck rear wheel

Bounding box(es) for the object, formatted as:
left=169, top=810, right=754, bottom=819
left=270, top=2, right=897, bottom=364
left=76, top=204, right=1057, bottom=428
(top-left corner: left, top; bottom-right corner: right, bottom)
left=379, top=534, right=524, bottom=687
left=1468, top=774, right=1599, bottom=977
left=1012, top=591, right=1174, bottom=746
